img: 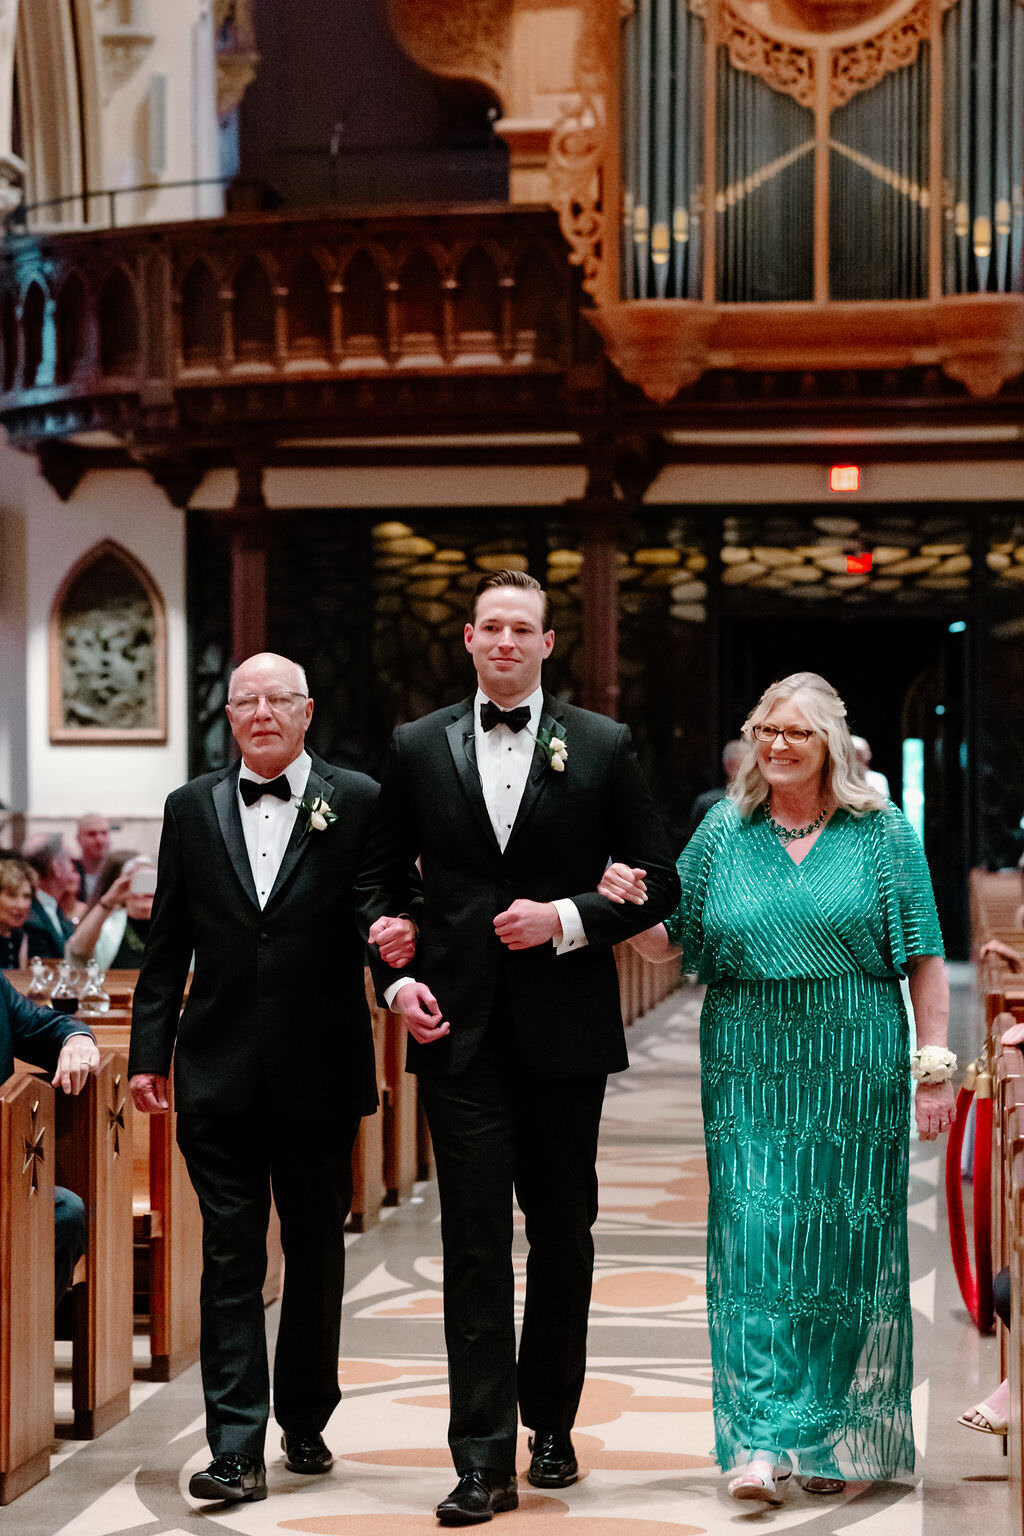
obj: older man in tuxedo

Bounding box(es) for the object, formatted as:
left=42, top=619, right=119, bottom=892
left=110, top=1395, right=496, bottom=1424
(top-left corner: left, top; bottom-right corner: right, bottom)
left=362, top=570, right=680, bottom=1526
left=129, top=653, right=393, bottom=1506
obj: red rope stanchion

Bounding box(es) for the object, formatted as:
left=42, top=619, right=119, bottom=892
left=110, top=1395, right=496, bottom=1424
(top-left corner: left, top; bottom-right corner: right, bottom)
left=945, top=1059, right=996, bottom=1333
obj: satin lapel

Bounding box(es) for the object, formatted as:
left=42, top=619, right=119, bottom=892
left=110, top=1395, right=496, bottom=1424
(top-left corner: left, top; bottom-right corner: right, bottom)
left=212, top=769, right=260, bottom=908
left=505, top=701, right=564, bottom=854
left=265, top=764, right=331, bottom=908
left=445, top=708, right=501, bottom=853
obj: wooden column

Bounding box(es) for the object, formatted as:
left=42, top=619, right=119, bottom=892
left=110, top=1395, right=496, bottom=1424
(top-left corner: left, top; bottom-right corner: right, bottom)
left=228, top=454, right=268, bottom=663
left=573, top=495, right=623, bottom=720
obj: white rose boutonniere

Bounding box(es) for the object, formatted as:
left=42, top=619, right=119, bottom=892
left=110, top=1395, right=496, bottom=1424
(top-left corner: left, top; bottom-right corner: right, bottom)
left=298, top=793, right=338, bottom=833
left=536, top=727, right=568, bottom=773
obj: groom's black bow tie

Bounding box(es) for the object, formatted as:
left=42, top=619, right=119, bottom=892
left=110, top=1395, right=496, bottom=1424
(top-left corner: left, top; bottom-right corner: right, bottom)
left=480, top=701, right=531, bottom=733
left=239, top=774, right=292, bottom=806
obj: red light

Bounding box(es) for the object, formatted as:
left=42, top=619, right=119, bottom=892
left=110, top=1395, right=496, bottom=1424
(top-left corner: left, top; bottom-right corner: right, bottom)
left=846, top=552, right=873, bottom=574
left=829, top=464, right=861, bottom=492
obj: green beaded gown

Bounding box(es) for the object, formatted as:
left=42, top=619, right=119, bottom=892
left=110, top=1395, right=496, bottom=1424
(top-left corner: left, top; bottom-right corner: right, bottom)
left=665, top=799, right=943, bottom=1479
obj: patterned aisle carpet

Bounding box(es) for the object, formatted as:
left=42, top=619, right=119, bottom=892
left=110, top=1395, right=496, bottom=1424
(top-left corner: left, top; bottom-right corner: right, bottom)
left=20, top=982, right=1008, bottom=1536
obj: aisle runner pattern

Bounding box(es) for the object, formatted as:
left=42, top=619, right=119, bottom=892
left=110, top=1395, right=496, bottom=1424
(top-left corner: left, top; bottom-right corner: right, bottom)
left=52, top=985, right=936, bottom=1536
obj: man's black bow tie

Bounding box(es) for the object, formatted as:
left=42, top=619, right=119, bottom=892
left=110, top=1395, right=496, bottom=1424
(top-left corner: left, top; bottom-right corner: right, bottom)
left=481, top=701, right=531, bottom=733
left=239, top=774, right=292, bottom=806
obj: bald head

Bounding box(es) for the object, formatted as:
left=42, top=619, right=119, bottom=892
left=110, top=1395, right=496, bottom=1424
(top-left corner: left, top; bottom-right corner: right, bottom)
left=230, top=653, right=308, bottom=697
left=226, top=653, right=313, bottom=777
left=77, top=813, right=111, bottom=871
left=722, top=739, right=746, bottom=780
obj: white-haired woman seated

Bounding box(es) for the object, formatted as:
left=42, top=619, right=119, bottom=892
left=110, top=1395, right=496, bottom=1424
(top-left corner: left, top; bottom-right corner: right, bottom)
left=601, top=672, right=954, bottom=1504
left=67, top=854, right=156, bottom=971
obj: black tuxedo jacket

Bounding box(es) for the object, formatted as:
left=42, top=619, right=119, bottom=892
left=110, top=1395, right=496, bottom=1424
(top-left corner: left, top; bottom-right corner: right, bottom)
left=0, top=971, right=94, bottom=1081
left=129, top=753, right=379, bottom=1121
left=362, top=692, right=680, bottom=1079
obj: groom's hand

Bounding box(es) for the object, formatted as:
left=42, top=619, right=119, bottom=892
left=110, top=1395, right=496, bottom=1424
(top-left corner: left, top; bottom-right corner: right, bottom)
left=494, top=899, right=562, bottom=950
left=391, top=982, right=451, bottom=1044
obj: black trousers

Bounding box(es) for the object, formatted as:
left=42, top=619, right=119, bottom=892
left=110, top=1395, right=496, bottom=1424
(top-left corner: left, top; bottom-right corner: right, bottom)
left=419, top=1028, right=607, bottom=1475
left=176, top=1108, right=359, bottom=1462
left=54, top=1185, right=86, bottom=1303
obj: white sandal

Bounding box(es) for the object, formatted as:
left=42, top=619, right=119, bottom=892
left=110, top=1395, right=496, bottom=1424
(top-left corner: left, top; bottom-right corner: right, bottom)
left=728, top=1457, right=792, bottom=1505
left=957, top=1401, right=1008, bottom=1436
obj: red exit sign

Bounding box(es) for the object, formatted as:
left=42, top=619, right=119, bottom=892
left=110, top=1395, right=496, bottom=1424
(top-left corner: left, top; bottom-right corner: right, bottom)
left=829, top=464, right=861, bottom=492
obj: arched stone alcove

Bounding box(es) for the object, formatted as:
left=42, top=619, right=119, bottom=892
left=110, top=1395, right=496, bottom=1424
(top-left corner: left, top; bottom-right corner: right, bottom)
left=49, top=539, right=167, bottom=743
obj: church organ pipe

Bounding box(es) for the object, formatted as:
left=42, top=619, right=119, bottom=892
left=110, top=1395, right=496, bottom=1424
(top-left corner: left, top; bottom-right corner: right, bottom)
left=635, top=0, right=653, bottom=298
left=1012, top=2, right=1024, bottom=289
left=621, top=4, right=636, bottom=299
left=621, top=0, right=1023, bottom=302
left=621, top=0, right=705, bottom=299
left=652, top=0, right=673, bottom=296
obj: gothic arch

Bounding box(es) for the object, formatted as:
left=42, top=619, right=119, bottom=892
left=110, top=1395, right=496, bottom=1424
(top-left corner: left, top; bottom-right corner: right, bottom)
left=49, top=539, right=167, bottom=743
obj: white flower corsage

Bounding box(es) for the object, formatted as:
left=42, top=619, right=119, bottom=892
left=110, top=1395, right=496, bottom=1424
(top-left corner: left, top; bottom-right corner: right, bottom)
left=536, top=727, right=568, bottom=773
left=910, top=1045, right=957, bottom=1083
left=298, top=793, right=338, bottom=832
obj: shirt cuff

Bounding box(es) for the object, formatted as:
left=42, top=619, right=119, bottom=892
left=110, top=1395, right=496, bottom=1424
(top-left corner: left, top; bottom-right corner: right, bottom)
left=552, top=898, right=587, bottom=955
left=383, top=976, right=417, bottom=1008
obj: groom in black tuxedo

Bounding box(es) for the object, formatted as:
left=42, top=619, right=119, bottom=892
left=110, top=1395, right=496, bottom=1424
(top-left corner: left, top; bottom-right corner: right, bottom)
left=129, top=652, right=388, bottom=1506
left=362, top=570, right=679, bottom=1525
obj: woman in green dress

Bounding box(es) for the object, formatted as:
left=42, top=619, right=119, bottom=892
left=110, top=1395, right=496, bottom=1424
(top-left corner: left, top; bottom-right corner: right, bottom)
left=601, top=672, right=956, bottom=1505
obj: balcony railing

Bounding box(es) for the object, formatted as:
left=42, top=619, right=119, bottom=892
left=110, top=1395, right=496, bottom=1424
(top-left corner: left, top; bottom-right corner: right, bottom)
left=0, top=204, right=578, bottom=449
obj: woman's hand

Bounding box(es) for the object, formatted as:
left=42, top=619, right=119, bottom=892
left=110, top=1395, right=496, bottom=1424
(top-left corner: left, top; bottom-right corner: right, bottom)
left=979, top=938, right=1023, bottom=971
left=598, top=862, right=648, bottom=905
left=915, top=1080, right=955, bottom=1140
left=101, top=870, right=133, bottom=910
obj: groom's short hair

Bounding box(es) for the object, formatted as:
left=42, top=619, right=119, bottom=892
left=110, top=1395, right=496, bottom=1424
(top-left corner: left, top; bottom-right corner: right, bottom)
left=470, top=569, right=549, bottom=627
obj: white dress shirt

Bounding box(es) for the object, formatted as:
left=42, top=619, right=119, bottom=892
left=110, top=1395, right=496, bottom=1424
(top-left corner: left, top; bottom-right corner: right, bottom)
left=237, top=750, right=311, bottom=909
left=383, top=690, right=586, bottom=1007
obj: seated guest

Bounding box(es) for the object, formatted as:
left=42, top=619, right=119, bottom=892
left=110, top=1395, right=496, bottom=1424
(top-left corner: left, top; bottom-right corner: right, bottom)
left=22, top=837, right=79, bottom=958
left=0, top=855, right=35, bottom=970
left=73, top=815, right=111, bottom=905
left=67, top=855, right=155, bottom=970
left=0, top=970, right=99, bottom=1301
left=679, top=739, right=745, bottom=846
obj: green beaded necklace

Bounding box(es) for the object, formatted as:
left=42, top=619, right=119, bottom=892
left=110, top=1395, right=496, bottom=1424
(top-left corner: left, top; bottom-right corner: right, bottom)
left=765, top=799, right=830, bottom=845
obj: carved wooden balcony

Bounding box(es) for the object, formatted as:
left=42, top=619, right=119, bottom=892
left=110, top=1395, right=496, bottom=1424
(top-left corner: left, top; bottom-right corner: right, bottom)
left=0, top=206, right=581, bottom=460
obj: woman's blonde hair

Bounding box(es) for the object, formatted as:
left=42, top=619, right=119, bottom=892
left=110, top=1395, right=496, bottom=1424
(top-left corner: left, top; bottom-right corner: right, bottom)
left=729, top=671, right=887, bottom=819
left=0, top=855, right=37, bottom=897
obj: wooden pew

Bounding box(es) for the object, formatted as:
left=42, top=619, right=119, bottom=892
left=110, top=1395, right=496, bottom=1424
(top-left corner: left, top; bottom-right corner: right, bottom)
left=74, top=1015, right=203, bottom=1381
left=1007, top=1134, right=1024, bottom=1534
left=53, top=1046, right=135, bottom=1437
left=0, top=1074, right=55, bottom=1504
left=350, top=980, right=386, bottom=1231
left=614, top=941, right=680, bottom=1029
left=382, top=1003, right=418, bottom=1206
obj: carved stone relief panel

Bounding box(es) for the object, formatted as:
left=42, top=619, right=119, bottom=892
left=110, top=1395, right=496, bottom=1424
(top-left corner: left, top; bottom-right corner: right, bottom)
left=49, top=540, right=167, bottom=743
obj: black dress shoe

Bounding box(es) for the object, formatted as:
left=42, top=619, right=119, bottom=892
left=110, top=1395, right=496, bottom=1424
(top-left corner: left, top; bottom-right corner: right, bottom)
left=282, top=1430, right=333, bottom=1474
left=435, top=1469, right=519, bottom=1525
left=527, top=1430, right=578, bottom=1488
left=188, top=1452, right=267, bottom=1502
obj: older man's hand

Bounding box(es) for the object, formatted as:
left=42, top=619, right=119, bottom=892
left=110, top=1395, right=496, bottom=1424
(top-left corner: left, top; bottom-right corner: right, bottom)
left=53, top=1034, right=100, bottom=1095
left=129, top=1073, right=170, bottom=1114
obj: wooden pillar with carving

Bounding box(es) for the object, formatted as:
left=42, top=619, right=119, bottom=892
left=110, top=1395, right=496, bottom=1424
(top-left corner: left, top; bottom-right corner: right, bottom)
left=572, top=495, right=623, bottom=720
left=228, top=453, right=268, bottom=664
